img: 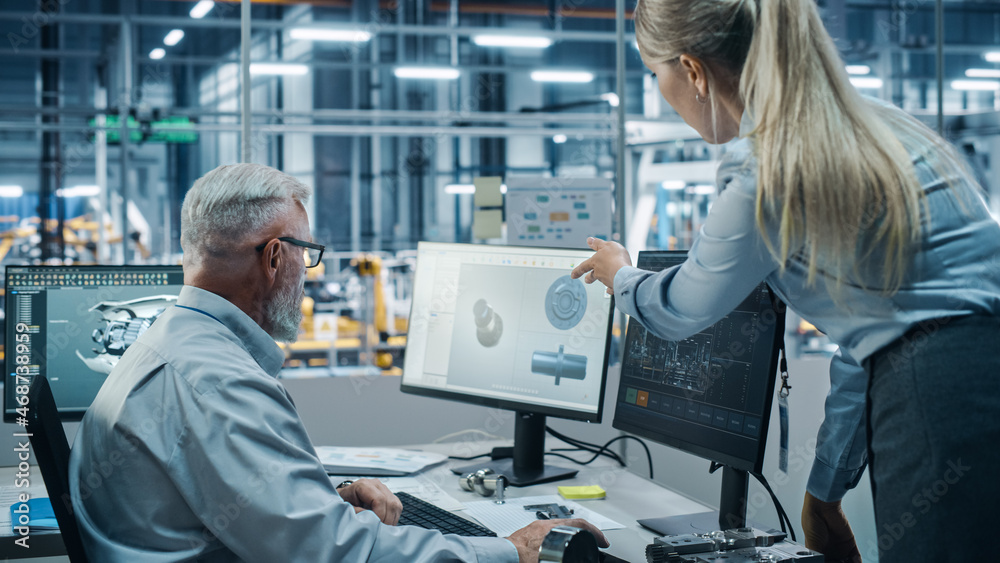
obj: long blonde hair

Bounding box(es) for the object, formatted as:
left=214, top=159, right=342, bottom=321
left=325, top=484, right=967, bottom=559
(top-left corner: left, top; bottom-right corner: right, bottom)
left=635, top=0, right=970, bottom=294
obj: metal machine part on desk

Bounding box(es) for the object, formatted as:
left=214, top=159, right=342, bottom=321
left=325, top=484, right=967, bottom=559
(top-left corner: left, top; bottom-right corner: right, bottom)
left=645, top=527, right=823, bottom=563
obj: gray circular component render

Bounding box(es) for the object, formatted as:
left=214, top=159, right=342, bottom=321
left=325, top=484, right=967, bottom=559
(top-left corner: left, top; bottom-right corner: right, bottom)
left=473, top=298, right=503, bottom=347
left=545, top=275, right=588, bottom=330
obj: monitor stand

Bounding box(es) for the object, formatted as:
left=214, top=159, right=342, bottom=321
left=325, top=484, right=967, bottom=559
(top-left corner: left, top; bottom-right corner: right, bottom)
left=451, top=411, right=578, bottom=487
left=638, top=465, right=761, bottom=535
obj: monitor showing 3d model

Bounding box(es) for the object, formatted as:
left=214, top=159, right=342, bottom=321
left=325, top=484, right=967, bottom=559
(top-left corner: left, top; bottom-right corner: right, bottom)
left=401, top=242, right=614, bottom=486
left=612, top=250, right=784, bottom=534
left=4, top=265, right=185, bottom=422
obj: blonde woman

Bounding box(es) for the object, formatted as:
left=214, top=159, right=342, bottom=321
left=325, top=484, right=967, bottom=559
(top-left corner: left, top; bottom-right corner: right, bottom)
left=572, top=0, right=1000, bottom=561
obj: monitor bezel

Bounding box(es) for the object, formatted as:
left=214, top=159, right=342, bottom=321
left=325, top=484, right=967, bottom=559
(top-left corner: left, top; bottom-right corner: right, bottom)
left=399, top=241, right=615, bottom=425
left=3, top=264, right=185, bottom=423
left=611, top=250, right=783, bottom=475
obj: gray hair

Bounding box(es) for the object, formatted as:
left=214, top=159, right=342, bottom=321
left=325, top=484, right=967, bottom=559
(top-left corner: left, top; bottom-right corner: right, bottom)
left=180, top=163, right=312, bottom=263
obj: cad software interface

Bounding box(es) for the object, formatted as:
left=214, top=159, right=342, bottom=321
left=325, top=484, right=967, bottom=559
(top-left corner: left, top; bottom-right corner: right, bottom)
left=614, top=252, right=780, bottom=467
left=402, top=242, right=612, bottom=415
left=4, top=265, right=184, bottom=420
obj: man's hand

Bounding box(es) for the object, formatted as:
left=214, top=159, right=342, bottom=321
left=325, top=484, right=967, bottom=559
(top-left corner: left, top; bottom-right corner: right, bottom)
left=570, top=237, right=632, bottom=293
left=506, top=519, right=610, bottom=563
left=336, top=479, right=402, bottom=525
left=801, top=492, right=861, bottom=563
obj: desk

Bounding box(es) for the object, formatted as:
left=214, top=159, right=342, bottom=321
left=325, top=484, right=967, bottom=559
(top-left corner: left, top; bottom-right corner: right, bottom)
left=0, top=442, right=710, bottom=562
left=337, top=440, right=712, bottom=563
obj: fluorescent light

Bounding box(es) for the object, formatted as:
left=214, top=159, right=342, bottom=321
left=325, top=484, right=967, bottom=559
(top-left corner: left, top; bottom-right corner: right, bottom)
left=686, top=184, right=716, bottom=195
left=966, top=69, right=1000, bottom=79
left=951, top=79, right=1000, bottom=91
left=600, top=92, right=620, bottom=107
left=394, top=67, right=460, bottom=80
left=149, top=48, right=166, bottom=60
left=163, top=29, right=185, bottom=46
left=552, top=134, right=567, bottom=144
left=472, top=35, right=552, bottom=49
left=444, top=184, right=476, bottom=195
left=189, top=1, right=214, bottom=19
left=250, top=63, right=309, bottom=76
left=530, top=70, right=594, bottom=83
left=660, top=180, right=686, bottom=190
left=290, top=28, right=372, bottom=42
left=845, top=65, right=870, bottom=75
left=850, top=77, right=883, bottom=89
left=0, top=185, right=24, bottom=198
left=57, top=185, right=101, bottom=197
left=985, top=52, right=1000, bottom=63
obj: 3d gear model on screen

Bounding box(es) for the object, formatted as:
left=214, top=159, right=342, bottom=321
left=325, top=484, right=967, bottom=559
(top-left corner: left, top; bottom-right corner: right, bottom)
left=75, top=295, right=178, bottom=374
left=531, top=345, right=587, bottom=385
left=474, top=298, right=503, bottom=347
left=545, top=275, right=588, bottom=330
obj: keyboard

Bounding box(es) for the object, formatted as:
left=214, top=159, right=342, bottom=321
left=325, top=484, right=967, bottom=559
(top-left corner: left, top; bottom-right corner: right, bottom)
left=396, top=492, right=497, bottom=537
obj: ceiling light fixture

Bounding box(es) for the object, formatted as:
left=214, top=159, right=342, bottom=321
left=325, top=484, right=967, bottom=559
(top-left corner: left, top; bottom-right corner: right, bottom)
left=57, top=185, right=101, bottom=198
left=394, top=67, right=460, bottom=80
left=530, top=71, right=594, bottom=83
left=985, top=52, right=1000, bottom=63
left=966, top=69, right=1000, bottom=79
left=660, top=181, right=686, bottom=191
left=472, top=35, right=553, bottom=49
left=190, top=1, right=214, bottom=19
left=552, top=134, right=568, bottom=144
left=0, top=185, right=24, bottom=198
left=849, top=77, right=883, bottom=89
left=444, top=184, right=476, bottom=195
left=149, top=48, right=166, bottom=60
left=951, top=79, right=1000, bottom=91
left=163, top=29, right=185, bottom=46
left=290, top=28, right=372, bottom=42
left=250, top=63, right=309, bottom=76
left=845, top=65, right=871, bottom=75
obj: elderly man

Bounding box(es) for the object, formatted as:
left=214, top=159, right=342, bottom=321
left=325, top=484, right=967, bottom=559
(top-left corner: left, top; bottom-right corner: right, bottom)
left=69, top=164, right=607, bottom=562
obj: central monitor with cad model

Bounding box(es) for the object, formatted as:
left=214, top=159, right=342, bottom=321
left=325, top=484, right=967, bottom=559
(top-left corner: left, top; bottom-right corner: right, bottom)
left=4, top=265, right=185, bottom=422
left=401, top=242, right=614, bottom=486
left=612, top=250, right=784, bottom=534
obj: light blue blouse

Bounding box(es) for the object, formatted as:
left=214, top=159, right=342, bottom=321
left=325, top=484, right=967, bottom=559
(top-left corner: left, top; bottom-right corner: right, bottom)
left=613, top=107, right=1000, bottom=502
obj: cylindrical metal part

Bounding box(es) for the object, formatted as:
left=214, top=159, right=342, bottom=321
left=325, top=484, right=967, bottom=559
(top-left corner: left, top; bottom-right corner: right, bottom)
left=539, top=526, right=599, bottom=563
left=531, top=345, right=587, bottom=385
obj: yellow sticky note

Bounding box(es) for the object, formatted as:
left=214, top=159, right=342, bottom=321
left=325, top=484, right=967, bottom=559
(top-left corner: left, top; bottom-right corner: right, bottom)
left=557, top=485, right=606, bottom=500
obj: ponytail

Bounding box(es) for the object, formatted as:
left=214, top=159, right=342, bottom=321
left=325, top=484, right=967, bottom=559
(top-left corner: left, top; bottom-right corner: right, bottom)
left=741, top=0, right=924, bottom=294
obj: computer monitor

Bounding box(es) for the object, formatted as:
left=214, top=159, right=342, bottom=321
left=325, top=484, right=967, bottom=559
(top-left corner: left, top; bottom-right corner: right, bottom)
left=401, top=242, right=614, bottom=486
left=612, top=250, right=784, bottom=534
left=4, top=265, right=185, bottom=422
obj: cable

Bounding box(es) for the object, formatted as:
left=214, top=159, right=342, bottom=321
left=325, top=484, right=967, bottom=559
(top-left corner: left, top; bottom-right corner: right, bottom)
left=751, top=472, right=796, bottom=542
left=545, top=426, right=626, bottom=466
left=546, top=430, right=654, bottom=480
left=446, top=453, right=491, bottom=461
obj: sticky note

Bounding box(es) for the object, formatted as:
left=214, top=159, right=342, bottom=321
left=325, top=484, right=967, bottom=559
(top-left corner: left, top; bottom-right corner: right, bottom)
left=558, top=485, right=606, bottom=500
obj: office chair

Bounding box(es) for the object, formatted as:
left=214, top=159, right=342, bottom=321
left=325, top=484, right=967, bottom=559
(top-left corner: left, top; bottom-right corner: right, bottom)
left=26, top=375, right=91, bottom=563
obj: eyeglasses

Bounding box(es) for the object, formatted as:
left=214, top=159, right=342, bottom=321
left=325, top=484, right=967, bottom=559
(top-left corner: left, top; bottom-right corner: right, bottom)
left=255, top=237, right=325, bottom=268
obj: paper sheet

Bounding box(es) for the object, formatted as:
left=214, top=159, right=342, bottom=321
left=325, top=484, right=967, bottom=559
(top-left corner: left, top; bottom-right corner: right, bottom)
left=316, top=446, right=446, bottom=476
left=462, top=494, right=625, bottom=537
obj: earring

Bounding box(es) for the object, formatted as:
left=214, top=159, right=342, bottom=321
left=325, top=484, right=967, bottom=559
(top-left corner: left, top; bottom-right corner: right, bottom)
left=695, top=92, right=708, bottom=104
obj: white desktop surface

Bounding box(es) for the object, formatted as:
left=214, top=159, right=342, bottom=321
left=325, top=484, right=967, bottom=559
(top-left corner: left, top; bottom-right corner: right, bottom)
left=0, top=440, right=711, bottom=562
left=333, top=440, right=712, bottom=562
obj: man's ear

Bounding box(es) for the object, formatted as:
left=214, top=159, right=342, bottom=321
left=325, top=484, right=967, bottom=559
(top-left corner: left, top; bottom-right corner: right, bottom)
left=678, top=54, right=709, bottom=99
left=258, top=238, right=281, bottom=289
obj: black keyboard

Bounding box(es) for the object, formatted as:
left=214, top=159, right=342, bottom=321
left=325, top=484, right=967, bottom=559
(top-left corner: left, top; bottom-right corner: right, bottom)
left=397, top=492, right=497, bottom=537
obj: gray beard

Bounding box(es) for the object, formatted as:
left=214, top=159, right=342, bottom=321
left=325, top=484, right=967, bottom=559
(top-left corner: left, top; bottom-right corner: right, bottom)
left=266, top=273, right=304, bottom=342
